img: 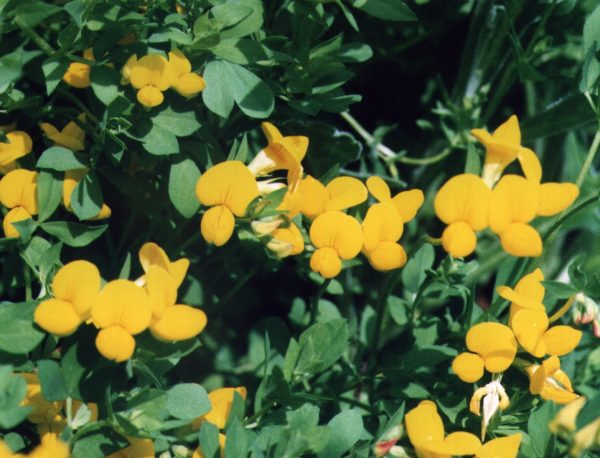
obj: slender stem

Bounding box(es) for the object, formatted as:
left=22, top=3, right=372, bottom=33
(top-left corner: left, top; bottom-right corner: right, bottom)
left=576, top=128, right=600, bottom=188
left=369, top=274, right=397, bottom=367
left=14, top=17, right=55, bottom=55
left=310, top=278, right=331, bottom=324
left=23, top=263, right=32, bottom=302
left=57, top=89, right=100, bottom=126
left=541, top=193, right=600, bottom=243
left=395, top=147, right=454, bottom=166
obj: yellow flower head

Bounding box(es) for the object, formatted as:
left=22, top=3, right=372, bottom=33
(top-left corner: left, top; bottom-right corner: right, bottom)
left=471, top=115, right=542, bottom=187
left=362, top=203, right=407, bottom=271
left=91, top=280, right=152, bottom=362
left=193, top=386, right=247, bottom=430
left=309, top=211, right=363, bottom=278
left=168, top=49, right=206, bottom=98
left=138, top=242, right=190, bottom=288
left=34, top=260, right=101, bottom=336
left=247, top=122, right=309, bottom=192
left=40, top=114, right=86, bottom=152
left=451, top=322, right=517, bottom=383
left=0, top=169, right=38, bottom=237
left=527, top=355, right=579, bottom=404
left=195, top=161, right=259, bottom=246
left=366, top=176, right=424, bottom=222
left=144, top=266, right=207, bottom=341
left=63, top=169, right=111, bottom=220
left=63, top=48, right=94, bottom=89
left=434, top=173, right=491, bottom=258
left=106, top=438, right=155, bottom=458
left=0, top=131, right=33, bottom=168
left=127, top=54, right=174, bottom=108
left=299, top=175, right=367, bottom=220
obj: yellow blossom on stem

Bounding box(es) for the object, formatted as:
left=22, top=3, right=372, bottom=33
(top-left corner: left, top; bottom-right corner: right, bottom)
left=527, top=355, right=579, bottom=404
left=168, top=49, right=206, bottom=98
left=195, top=161, right=259, bottom=246
left=138, top=241, right=190, bottom=288
left=193, top=386, right=247, bottom=429
left=362, top=203, right=407, bottom=271
left=126, top=54, right=174, bottom=108
left=0, top=169, right=38, bottom=237
left=91, top=280, right=152, bottom=362
left=0, top=131, right=33, bottom=170
left=34, top=260, right=101, bottom=336
left=63, top=169, right=112, bottom=220
left=434, top=173, right=491, bottom=258
left=106, top=438, right=155, bottom=458
left=40, top=114, right=86, bottom=151
left=451, top=322, right=517, bottom=383
left=63, top=48, right=94, bottom=89
left=309, top=210, right=363, bottom=278
left=298, top=175, right=368, bottom=219
left=144, top=266, right=207, bottom=341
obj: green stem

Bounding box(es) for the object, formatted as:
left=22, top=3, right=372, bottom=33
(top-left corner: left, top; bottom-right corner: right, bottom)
left=369, top=274, right=397, bottom=367
left=541, top=193, right=600, bottom=244
left=23, top=263, right=32, bottom=301
left=576, top=128, right=600, bottom=188
left=464, top=249, right=508, bottom=284
left=394, top=147, right=454, bottom=166
left=14, top=16, right=55, bottom=55
left=310, top=278, right=331, bottom=324
left=58, top=89, right=100, bottom=126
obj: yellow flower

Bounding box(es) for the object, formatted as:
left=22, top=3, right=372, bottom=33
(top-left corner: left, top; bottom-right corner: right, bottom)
left=192, top=434, right=226, bottom=458
left=126, top=54, right=174, bottom=108
left=267, top=221, right=305, bottom=258
left=471, top=115, right=541, bottom=187
left=434, top=174, right=491, bottom=258
left=0, top=131, right=33, bottom=168
left=366, top=176, right=424, bottom=222
left=298, top=175, right=367, bottom=220
left=405, top=400, right=522, bottom=458
left=0, top=169, right=38, bottom=237
left=248, top=122, right=309, bottom=192
left=138, top=242, right=190, bottom=288
left=91, top=280, right=152, bottom=362
left=195, top=161, right=259, bottom=246
left=19, top=373, right=64, bottom=425
left=309, top=211, right=363, bottom=278
left=106, top=438, right=154, bottom=458
left=488, top=174, right=579, bottom=257
left=168, top=49, right=206, bottom=98
left=62, top=169, right=111, bottom=220
left=362, top=203, right=407, bottom=271
left=63, top=48, right=94, bottom=89
left=549, top=397, right=600, bottom=457
left=27, top=436, right=71, bottom=458
left=193, top=386, right=247, bottom=430
left=451, top=322, right=517, bottom=383
left=144, top=266, right=207, bottom=341
left=34, top=260, right=101, bottom=336
left=527, top=355, right=579, bottom=404
left=40, top=114, right=86, bottom=151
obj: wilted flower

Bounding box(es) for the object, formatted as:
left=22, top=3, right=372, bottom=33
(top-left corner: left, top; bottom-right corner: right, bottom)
left=469, top=379, right=510, bottom=439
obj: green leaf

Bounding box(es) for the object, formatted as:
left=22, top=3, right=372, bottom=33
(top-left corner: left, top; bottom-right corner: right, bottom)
left=37, top=170, right=63, bottom=222
left=577, top=393, right=600, bottom=430
left=14, top=2, right=62, bottom=27
left=216, top=0, right=263, bottom=39
left=142, top=124, right=179, bottom=156
left=40, top=222, right=107, bottom=247
left=169, top=157, right=201, bottom=218
left=317, top=409, right=365, bottom=458
left=42, top=57, right=69, bottom=96
left=528, top=401, right=556, bottom=456
left=166, top=383, right=211, bottom=420
left=37, top=146, right=88, bottom=171
left=542, top=280, right=578, bottom=299
left=151, top=106, right=201, bottom=137
left=71, top=171, right=104, bottom=221
left=0, top=367, right=30, bottom=429
left=198, top=421, right=221, bottom=458
left=224, top=417, right=250, bottom=457
left=402, top=243, right=434, bottom=293
left=581, top=5, right=600, bottom=92
left=354, top=0, right=416, bottom=22
left=202, top=61, right=235, bottom=118
left=90, top=65, right=121, bottom=106
left=0, top=302, right=44, bottom=354
left=71, top=424, right=128, bottom=458
left=38, top=359, right=69, bottom=401
left=275, top=404, right=330, bottom=456
left=211, top=38, right=269, bottom=65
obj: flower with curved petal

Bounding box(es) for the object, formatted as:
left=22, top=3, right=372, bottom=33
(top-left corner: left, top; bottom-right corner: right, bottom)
left=434, top=174, right=491, bottom=258
left=195, top=161, right=259, bottom=246
left=266, top=221, right=305, bottom=258
left=366, top=176, right=424, bottom=223
left=126, top=54, right=174, bottom=108
left=63, top=48, right=94, bottom=88
left=248, top=122, right=309, bottom=192
left=299, top=175, right=367, bottom=220
left=309, top=211, right=363, bottom=278
left=452, top=322, right=517, bottom=383
left=168, top=49, right=206, bottom=98
left=34, top=260, right=101, bottom=336
left=0, top=131, right=33, bottom=167
left=138, top=242, right=190, bottom=288
left=362, top=203, right=407, bottom=271
left=91, top=280, right=152, bottom=362
left=40, top=114, right=86, bottom=151
left=527, top=355, right=579, bottom=404
left=0, top=169, right=38, bottom=237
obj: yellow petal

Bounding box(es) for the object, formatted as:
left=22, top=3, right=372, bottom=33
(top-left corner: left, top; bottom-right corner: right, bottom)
left=89, top=203, right=112, bottom=220
left=62, top=62, right=91, bottom=88
left=489, top=175, right=539, bottom=234
left=492, top=115, right=521, bottom=147
left=173, top=73, right=206, bottom=97
left=137, top=86, right=164, bottom=108
left=270, top=222, right=304, bottom=256
left=95, top=326, right=135, bottom=362
left=92, top=279, right=151, bottom=334
left=405, top=400, right=445, bottom=447
left=34, top=299, right=82, bottom=336
left=470, top=128, right=493, bottom=145
left=498, top=222, right=542, bottom=257
left=168, top=49, right=192, bottom=76
left=537, top=182, right=579, bottom=217
left=202, top=387, right=247, bottom=429
left=511, top=309, right=548, bottom=357
left=0, top=131, right=33, bottom=166
left=476, top=434, right=522, bottom=458
left=310, top=247, right=342, bottom=278
left=441, top=221, right=477, bottom=258
left=434, top=174, right=490, bottom=229
left=366, top=176, right=391, bottom=202
left=195, top=161, right=259, bottom=216
left=28, top=438, right=71, bottom=458
left=325, top=177, right=368, bottom=212
left=62, top=113, right=86, bottom=143
left=362, top=203, right=403, bottom=252
left=150, top=305, right=207, bottom=341
left=279, top=135, right=309, bottom=163
left=365, top=241, right=407, bottom=271
left=145, top=265, right=177, bottom=318
left=496, top=287, right=545, bottom=315
left=201, top=205, right=235, bottom=247
left=3, top=207, right=32, bottom=238
left=425, top=432, right=481, bottom=456
left=451, top=352, right=485, bottom=383
left=169, top=258, right=190, bottom=288
left=139, top=242, right=170, bottom=273
left=261, top=122, right=283, bottom=143
left=466, top=322, right=517, bottom=373
left=515, top=268, right=545, bottom=302
left=129, top=55, right=173, bottom=91
left=125, top=439, right=155, bottom=458
left=390, top=189, right=424, bottom=223
left=517, top=148, right=542, bottom=183
left=52, top=260, right=100, bottom=318
left=0, top=169, right=38, bottom=213
left=543, top=326, right=582, bottom=356
left=63, top=169, right=86, bottom=209
left=121, top=54, right=138, bottom=82
left=310, top=211, right=363, bottom=259
left=299, top=175, right=328, bottom=219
